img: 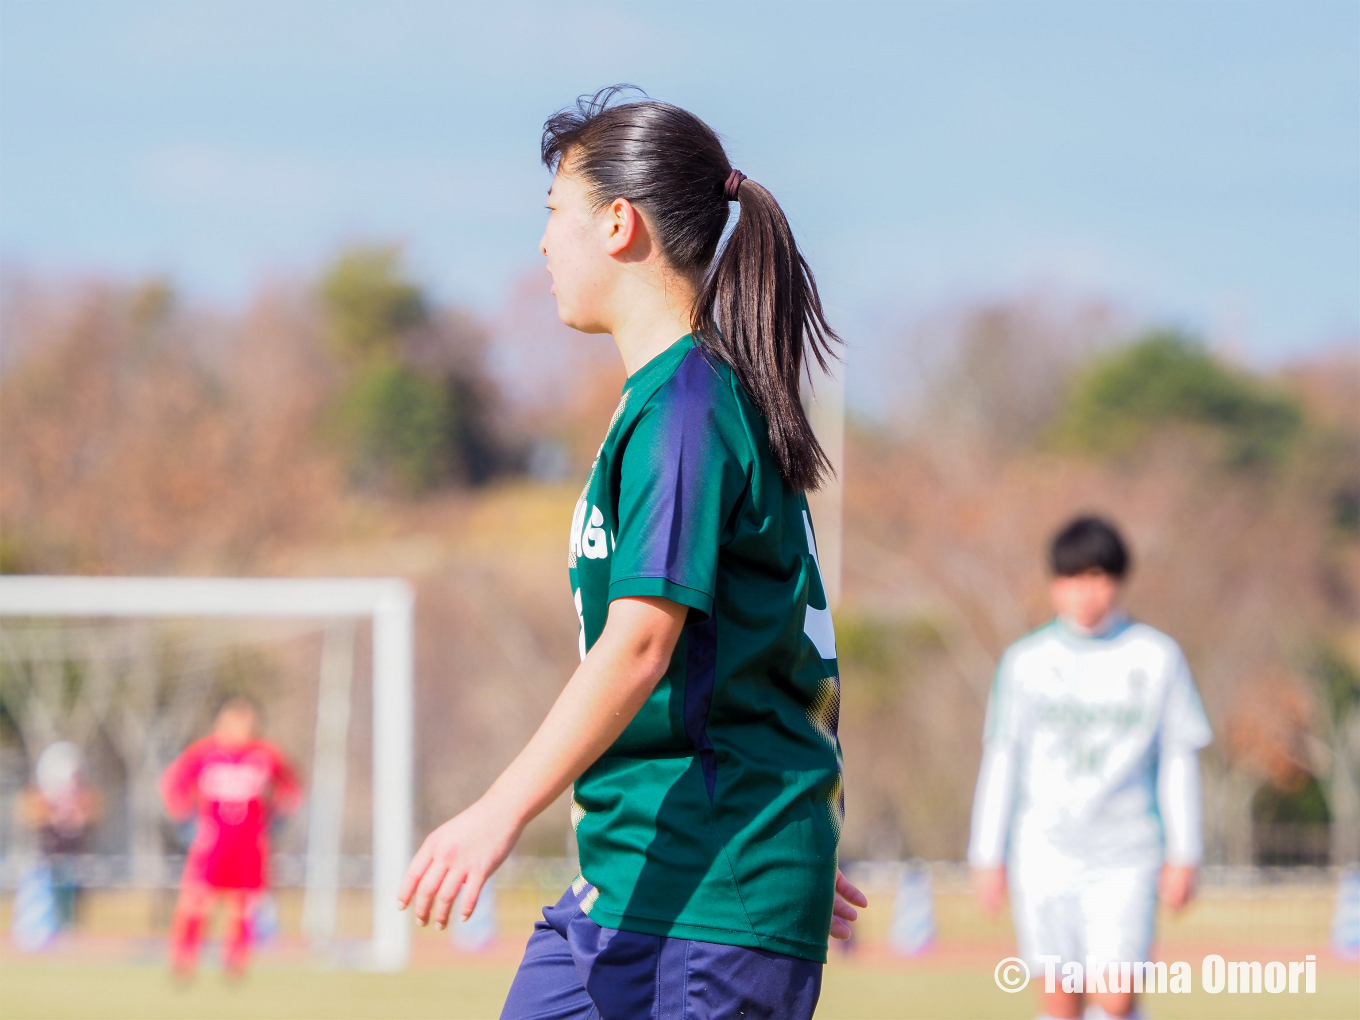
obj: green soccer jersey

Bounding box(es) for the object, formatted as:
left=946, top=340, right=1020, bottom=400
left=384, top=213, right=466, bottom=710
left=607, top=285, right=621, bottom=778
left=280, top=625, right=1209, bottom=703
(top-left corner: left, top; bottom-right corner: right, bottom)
left=566, top=333, right=844, bottom=963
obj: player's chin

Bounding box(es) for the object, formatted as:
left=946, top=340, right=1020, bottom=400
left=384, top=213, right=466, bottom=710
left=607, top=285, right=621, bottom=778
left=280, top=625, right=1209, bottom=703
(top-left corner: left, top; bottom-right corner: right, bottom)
left=552, top=298, right=609, bottom=335
left=550, top=294, right=582, bottom=329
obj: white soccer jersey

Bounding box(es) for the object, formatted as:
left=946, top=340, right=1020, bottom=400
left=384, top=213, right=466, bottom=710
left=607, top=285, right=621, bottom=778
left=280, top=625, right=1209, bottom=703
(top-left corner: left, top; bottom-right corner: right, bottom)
left=972, top=615, right=1212, bottom=870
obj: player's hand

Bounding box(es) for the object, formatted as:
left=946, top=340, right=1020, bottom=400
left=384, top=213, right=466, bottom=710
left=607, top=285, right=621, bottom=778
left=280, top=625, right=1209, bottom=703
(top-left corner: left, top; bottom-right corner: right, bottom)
left=971, top=866, right=1007, bottom=914
left=397, top=796, right=521, bottom=930
left=830, top=869, right=868, bottom=940
left=1159, top=864, right=1196, bottom=912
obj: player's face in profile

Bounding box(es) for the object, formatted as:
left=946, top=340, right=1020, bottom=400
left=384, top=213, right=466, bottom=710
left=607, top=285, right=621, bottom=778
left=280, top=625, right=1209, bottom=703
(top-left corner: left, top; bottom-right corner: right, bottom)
left=1049, top=568, right=1120, bottom=631
left=539, top=162, right=619, bottom=335
left=214, top=705, right=257, bottom=747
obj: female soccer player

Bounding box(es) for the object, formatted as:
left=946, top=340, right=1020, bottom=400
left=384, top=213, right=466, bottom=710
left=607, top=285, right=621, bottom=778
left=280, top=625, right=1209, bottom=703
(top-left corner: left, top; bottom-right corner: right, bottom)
left=398, top=87, right=867, bottom=1019
left=161, top=697, right=301, bottom=978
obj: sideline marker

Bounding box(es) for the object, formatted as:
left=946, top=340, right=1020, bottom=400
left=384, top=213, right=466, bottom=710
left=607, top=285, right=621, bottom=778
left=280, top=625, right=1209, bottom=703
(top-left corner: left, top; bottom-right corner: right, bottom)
left=888, top=866, right=936, bottom=957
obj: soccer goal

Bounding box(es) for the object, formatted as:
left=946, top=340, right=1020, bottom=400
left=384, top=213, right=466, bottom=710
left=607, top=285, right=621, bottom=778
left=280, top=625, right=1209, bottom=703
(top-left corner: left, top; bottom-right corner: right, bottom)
left=0, top=575, right=414, bottom=971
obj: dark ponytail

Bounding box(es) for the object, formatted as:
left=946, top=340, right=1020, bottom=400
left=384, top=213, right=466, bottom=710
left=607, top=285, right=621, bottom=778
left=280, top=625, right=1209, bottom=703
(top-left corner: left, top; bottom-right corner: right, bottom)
left=542, top=86, right=842, bottom=492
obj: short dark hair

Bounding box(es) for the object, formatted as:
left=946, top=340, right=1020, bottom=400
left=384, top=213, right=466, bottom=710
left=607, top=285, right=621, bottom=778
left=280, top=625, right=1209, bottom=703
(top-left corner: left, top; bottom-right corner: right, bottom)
left=1049, top=516, right=1130, bottom=579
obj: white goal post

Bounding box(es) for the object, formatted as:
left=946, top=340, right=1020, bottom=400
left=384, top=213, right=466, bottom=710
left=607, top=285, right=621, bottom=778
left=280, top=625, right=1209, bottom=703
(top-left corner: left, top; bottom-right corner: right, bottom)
left=0, top=575, right=414, bottom=971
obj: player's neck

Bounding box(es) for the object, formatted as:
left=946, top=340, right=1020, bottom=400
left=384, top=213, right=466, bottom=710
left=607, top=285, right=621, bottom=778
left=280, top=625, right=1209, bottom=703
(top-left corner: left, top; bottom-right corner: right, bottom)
left=607, top=273, right=697, bottom=378
left=1059, top=609, right=1124, bottom=638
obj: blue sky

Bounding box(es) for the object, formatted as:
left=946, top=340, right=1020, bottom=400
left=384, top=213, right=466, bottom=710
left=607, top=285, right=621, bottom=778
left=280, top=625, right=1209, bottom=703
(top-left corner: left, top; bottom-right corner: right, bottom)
left=2, top=0, right=1356, bottom=372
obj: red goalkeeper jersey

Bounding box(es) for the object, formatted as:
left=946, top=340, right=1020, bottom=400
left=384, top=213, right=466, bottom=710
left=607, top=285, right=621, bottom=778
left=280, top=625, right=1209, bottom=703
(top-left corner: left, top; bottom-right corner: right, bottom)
left=161, top=738, right=301, bottom=890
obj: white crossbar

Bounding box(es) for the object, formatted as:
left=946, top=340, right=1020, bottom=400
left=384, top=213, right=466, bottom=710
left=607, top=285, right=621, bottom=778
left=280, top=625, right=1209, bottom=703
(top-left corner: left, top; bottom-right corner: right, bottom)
left=0, top=575, right=410, bottom=619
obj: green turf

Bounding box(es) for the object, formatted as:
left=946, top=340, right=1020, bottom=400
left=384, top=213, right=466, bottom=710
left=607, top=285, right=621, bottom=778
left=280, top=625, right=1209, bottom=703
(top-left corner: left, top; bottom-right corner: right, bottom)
left=2, top=959, right=1356, bottom=1020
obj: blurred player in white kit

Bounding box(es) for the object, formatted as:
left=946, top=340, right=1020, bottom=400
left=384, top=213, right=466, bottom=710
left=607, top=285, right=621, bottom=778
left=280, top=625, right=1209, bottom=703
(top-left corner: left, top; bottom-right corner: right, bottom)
left=968, top=516, right=1212, bottom=1020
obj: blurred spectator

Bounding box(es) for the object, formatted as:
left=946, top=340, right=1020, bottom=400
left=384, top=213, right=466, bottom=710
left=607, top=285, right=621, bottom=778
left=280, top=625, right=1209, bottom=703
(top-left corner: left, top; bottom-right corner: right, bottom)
left=17, top=741, right=101, bottom=930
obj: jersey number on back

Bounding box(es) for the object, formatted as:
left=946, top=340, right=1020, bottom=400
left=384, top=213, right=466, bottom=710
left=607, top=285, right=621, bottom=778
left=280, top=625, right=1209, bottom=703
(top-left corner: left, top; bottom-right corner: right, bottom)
left=802, top=511, right=837, bottom=660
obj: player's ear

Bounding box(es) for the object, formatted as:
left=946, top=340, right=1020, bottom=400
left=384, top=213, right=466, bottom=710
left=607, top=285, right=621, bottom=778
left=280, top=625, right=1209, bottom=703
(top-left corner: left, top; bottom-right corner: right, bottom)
left=603, top=197, right=639, bottom=257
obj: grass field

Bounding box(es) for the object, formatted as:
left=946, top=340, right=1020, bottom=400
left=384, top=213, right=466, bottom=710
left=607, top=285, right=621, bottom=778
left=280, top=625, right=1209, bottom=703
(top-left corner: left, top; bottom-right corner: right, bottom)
left=3, top=954, right=1358, bottom=1020
left=2, top=883, right=1357, bottom=1019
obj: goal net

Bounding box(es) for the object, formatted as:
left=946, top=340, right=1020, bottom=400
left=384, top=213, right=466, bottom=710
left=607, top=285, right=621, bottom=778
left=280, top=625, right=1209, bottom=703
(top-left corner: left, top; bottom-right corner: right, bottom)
left=0, top=576, right=413, bottom=970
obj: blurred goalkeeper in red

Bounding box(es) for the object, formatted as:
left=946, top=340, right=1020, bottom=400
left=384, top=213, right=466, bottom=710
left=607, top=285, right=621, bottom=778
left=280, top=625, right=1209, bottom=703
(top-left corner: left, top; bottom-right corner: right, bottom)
left=160, top=697, right=301, bottom=978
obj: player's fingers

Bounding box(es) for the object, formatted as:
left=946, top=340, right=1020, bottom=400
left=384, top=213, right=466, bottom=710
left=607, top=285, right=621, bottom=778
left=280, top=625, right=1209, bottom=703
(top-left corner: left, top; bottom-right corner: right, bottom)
left=832, top=895, right=859, bottom=923
left=835, top=870, right=869, bottom=908
left=829, top=916, right=852, bottom=941
left=397, top=844, right=434, bottom=908
left=412, top=858, right=450, bottom=925
left=397, top=864, right=427, bottom=912
left=459, top=870, right=487, bottom=922
left=431, top=867, right=467, bottom=931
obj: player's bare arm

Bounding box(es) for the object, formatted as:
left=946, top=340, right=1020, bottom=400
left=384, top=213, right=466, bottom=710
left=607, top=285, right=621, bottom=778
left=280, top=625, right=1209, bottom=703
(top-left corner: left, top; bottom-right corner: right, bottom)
left=398, top=590, right=868, bottom=934
left=1159, top=864, right=1196, bottom=911
left=398, top=595, right=686, bottom=929
left=972, top=866, right=1007, bottom=914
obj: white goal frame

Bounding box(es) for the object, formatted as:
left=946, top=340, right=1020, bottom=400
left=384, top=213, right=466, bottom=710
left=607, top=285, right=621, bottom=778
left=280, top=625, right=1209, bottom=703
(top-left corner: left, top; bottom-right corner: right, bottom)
left=0, top=575, right=414, bottom=971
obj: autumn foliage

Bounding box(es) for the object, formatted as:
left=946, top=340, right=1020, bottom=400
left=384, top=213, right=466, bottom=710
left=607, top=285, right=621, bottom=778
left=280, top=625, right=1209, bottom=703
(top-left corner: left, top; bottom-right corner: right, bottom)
left=1, top=261, right=1356, bottom=864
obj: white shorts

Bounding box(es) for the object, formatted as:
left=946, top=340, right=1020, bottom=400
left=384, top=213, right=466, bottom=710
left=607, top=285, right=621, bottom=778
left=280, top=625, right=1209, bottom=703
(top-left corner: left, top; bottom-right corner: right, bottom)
left=1009, top=858, right=1158, bottom=969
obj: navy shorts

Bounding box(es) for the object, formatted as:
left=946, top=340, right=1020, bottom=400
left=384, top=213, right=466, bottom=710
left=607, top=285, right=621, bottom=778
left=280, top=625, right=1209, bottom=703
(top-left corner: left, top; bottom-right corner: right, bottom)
left=500, top=881, right=823, bottom=1020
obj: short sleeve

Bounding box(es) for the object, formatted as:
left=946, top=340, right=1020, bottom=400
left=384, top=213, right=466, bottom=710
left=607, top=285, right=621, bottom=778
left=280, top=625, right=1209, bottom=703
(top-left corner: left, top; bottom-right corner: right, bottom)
left=609, top=364, right=747, bottom=620
left=159, top=743, right=202, bottom=819
left=268, top=745, right=303, bottom=815
left=982, top=649, right=1022, bottom=749
left=1161, top=649, right=1213, bottom=752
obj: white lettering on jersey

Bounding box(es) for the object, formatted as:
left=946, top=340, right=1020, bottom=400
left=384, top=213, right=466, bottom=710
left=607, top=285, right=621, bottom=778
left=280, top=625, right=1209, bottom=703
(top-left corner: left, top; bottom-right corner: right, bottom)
left=569, top=496, right=587, bottom=566
left=199, top=762, right=269, bottom=803
left=801, top=511, right=837, bottom=659
left=581, top=506, right=608, bottom=560
left=569, top=499, right=609, bottom=565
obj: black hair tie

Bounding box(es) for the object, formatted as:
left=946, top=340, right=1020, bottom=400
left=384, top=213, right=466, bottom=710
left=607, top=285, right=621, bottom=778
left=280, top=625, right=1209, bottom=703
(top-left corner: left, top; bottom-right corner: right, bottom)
left=723, top=169, right=746, bottom=202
